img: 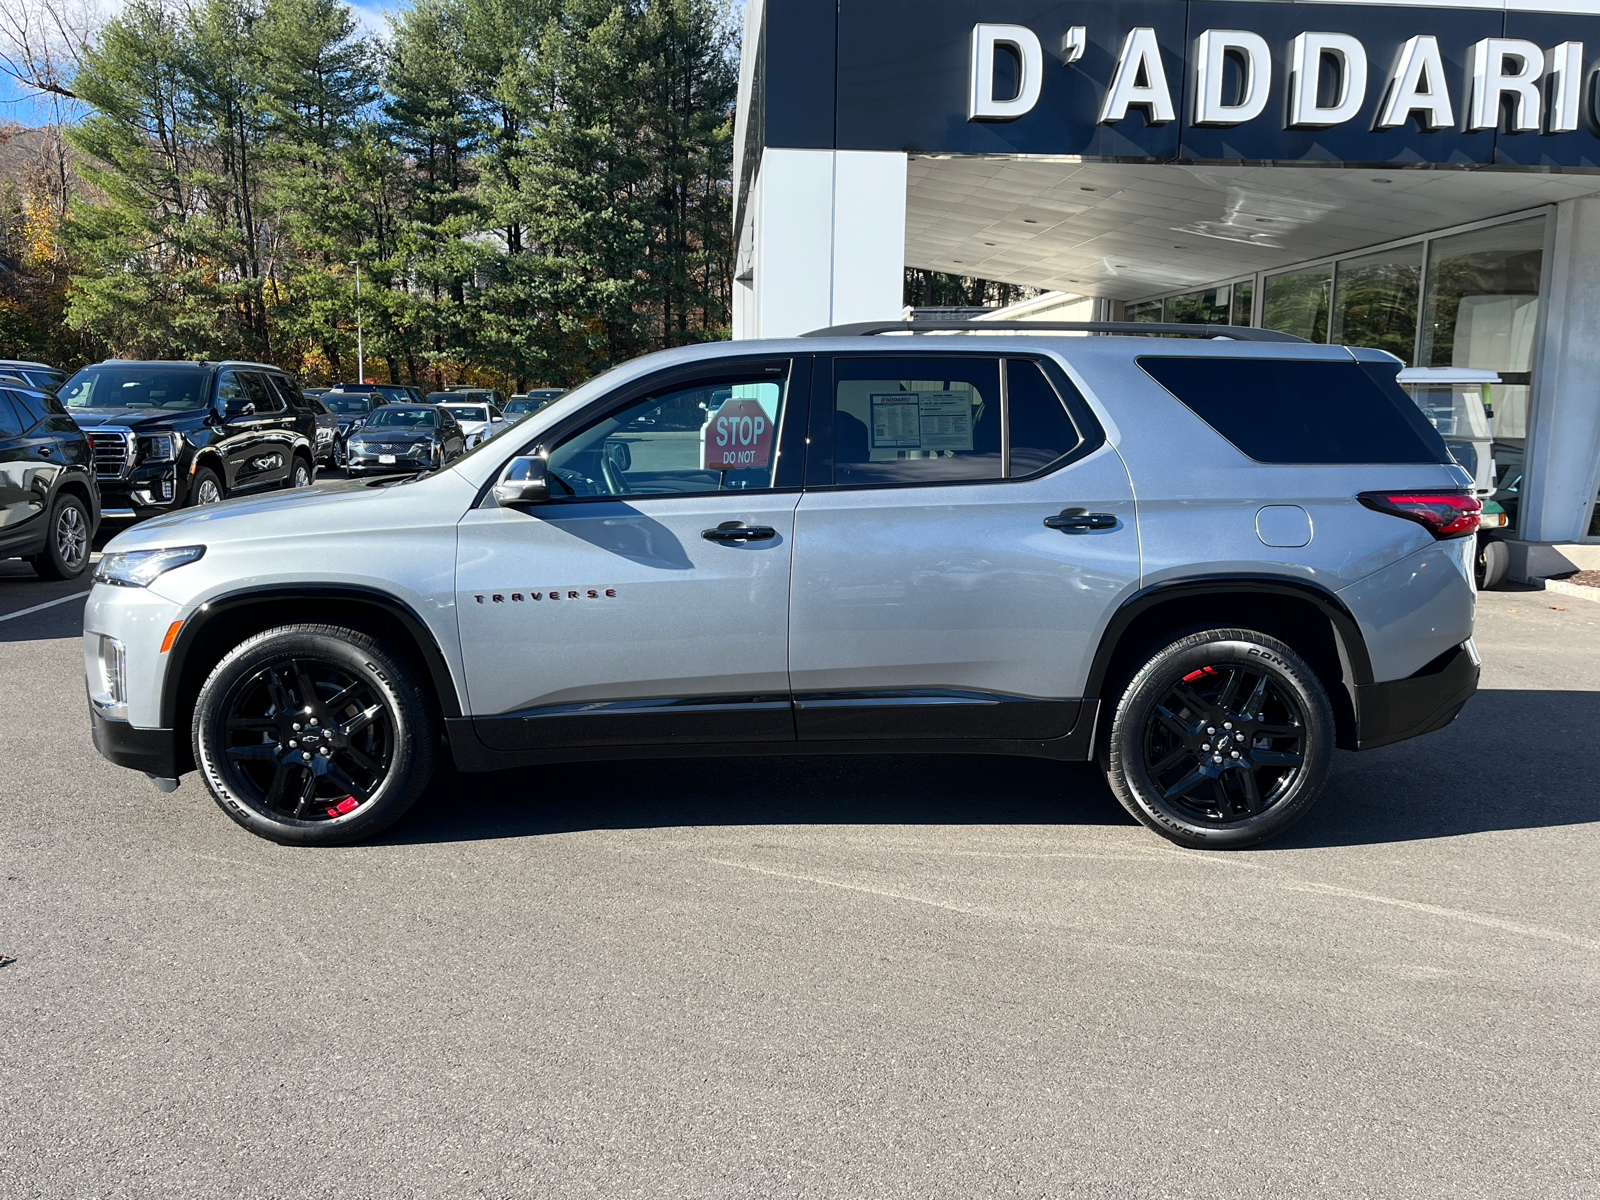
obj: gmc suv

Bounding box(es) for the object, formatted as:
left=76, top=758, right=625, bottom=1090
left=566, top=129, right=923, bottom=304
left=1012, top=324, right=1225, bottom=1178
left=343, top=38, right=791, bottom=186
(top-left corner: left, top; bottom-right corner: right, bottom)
left=83, top=322, right=1481, bottom=850
left=59, top=360, right=319, bottom=521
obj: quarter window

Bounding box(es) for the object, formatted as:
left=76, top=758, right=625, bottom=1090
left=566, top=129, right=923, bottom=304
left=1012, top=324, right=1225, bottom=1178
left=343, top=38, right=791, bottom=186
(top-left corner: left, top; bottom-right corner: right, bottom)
left=1006, top=358, right=1083, bottom=477
left=545, top=365, right=790, bottom=499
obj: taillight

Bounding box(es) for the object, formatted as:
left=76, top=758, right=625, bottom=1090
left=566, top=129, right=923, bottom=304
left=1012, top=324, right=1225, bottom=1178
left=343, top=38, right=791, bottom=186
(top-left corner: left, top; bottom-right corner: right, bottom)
left=1358, top=490, right=1481, bottom=538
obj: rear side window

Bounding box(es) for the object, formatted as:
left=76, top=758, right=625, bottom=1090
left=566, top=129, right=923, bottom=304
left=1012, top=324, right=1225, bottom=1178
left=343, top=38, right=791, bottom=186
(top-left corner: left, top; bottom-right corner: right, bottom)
left=1137, top=357, right=1450, bottom=464
left=830, top=356, right=1003, bottom=485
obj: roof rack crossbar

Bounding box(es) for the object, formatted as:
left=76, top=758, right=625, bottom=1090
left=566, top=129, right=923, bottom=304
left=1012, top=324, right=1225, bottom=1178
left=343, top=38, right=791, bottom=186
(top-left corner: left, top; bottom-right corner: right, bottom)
left=799, top=320, right=1308, bottom=343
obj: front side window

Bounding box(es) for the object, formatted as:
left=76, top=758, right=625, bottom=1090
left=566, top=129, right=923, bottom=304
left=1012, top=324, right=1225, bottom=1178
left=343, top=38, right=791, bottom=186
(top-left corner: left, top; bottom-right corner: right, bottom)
left=545, top=366, right=789, bottom=499
left=241, top=372, right=282, bottom=412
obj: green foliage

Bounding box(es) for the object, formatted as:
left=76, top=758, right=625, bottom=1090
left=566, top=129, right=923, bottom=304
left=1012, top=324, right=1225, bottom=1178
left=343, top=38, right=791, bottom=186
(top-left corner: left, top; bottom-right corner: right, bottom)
left=38, top=0, right=736, bottom=386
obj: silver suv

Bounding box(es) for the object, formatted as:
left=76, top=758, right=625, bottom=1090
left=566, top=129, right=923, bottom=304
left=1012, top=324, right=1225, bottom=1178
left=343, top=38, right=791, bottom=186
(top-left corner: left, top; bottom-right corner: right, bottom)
left=84, top=323, right=1481, bottom=849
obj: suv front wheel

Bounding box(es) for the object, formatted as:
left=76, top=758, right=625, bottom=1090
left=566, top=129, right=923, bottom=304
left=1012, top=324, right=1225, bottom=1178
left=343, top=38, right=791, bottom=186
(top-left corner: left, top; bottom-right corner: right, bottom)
left=1104, top=628, right=1334, bottom=849
left=192, top=624, right=438, bottom=845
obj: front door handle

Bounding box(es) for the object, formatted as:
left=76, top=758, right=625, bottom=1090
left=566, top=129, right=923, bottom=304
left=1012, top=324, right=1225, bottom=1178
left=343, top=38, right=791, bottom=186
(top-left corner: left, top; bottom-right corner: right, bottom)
left=36, top=444, right=53, bottom=456
left=702, top=521, right=777, bottom=543
left=1044, top=508, right=1117, bottom=532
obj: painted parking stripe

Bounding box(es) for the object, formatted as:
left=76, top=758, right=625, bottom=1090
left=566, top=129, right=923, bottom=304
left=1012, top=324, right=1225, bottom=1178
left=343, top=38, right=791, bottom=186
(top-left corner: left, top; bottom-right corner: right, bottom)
left=0, top=590, right=92, bottom=624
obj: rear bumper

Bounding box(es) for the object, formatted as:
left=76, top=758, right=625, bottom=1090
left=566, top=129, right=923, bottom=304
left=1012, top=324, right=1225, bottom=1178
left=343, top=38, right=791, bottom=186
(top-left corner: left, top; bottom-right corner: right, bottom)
left=1354, top=640, right=1480, bottom=750
left=90, top=706, right=180, bottom=778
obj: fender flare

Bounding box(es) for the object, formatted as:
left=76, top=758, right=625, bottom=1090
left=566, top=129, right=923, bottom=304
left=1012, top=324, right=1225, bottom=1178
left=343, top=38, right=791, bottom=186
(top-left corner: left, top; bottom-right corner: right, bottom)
left=160, top=584, right=464, bottom=729
left=1083, top=574, right=1375, bottom=702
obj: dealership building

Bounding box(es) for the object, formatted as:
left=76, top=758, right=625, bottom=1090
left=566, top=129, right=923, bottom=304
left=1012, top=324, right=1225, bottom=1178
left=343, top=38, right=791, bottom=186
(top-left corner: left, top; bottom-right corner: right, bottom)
left=732, top=0, right=1600, bottom=575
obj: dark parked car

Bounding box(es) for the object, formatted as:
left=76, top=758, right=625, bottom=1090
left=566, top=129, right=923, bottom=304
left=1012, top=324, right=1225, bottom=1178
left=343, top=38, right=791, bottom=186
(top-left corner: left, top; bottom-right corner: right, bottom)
left=293, top=391, right=339, bottom=466
left=504, top=390, right=564, bottom=419
left=0, top=359, right=67, bottom=395
left=321, top=391, right=394, bottom=466
left=329, top=383, right=423, bottom=404
left=344, top=404, right=466, bottom=476
left=433, top=387, right=504, bottom=410
left=58, top=360, right=319, bottom=521
left=0, top=384, right=100, bottom=578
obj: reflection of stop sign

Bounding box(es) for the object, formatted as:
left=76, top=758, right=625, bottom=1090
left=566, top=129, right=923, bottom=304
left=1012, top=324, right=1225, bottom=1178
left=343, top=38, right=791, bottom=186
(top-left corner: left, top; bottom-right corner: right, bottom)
left=701, top=399, right=774, bottom=470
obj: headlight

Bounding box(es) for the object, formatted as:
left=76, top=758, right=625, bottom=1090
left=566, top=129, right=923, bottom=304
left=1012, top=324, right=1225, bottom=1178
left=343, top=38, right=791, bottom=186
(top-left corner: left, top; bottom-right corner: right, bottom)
left=94, top=545, right=206, bottom=588
left=140, top=433, right=177, bottom=462
left=407, top=443, right=428, bottom=456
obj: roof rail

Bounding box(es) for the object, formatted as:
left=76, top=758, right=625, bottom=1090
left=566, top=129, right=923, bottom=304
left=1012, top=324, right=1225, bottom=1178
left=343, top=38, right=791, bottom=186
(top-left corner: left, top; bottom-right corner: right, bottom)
left=799, top=319, right=1308, bottom=343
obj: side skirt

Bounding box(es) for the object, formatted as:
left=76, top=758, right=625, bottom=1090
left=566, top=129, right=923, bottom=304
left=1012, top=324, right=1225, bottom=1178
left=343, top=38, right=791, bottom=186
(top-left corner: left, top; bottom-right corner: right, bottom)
left=448, top=700, right=1100, bottom=772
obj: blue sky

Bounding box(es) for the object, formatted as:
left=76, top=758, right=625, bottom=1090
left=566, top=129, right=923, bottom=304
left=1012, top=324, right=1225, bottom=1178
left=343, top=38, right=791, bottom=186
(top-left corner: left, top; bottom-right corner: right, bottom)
left=1, top=0, right=396, bottom=128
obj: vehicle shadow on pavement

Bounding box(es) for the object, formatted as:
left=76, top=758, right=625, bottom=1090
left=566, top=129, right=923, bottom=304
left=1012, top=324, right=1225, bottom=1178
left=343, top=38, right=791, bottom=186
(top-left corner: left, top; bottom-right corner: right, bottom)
left=387, top=754, right=1135, bottom=843
left=1265, top=687, right=1600, bottom=850
left=386, top=687, right=1600, bottom=848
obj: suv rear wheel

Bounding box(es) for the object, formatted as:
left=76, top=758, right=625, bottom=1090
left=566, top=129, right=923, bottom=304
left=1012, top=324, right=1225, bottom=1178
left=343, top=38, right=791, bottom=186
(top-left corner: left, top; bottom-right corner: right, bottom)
left=1104, top=628, right=1334, bottom=849
left=192, top=624, right=437, bottom=845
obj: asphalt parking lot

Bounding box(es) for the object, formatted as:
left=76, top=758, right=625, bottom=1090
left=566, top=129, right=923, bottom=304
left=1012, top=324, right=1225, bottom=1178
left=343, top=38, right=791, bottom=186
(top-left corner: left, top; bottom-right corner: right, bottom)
left=2, top=489, right=1597, bottom=1198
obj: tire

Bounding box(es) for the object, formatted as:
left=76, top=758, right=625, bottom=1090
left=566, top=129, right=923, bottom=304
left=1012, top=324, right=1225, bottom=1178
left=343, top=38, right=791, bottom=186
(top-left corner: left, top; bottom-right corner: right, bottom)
left=1476, top=537, right=1509, bottom=590
left=28, top=493, right=92, bottom=580
left=191, top=467, right=224, bottom=507
left=1103, top=627, right=1335, bottom=850
left=191, top=624, right=438, bottom=846
left=286, top=454, right=313, bottom=489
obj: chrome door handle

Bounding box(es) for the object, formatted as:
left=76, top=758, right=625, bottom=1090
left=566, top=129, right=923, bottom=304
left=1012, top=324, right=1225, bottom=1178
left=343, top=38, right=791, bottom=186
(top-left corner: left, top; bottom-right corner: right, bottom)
left=1044, top=509, right=1117, bottom=532
left=702, top=522, right=777, bottom=543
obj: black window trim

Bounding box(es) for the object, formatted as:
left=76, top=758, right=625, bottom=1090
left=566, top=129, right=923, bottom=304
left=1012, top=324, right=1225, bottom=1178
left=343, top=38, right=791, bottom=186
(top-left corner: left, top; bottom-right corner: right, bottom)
left=804, top=350, right=1107, bottom=492
left=477, top=355, right=812, bottom=509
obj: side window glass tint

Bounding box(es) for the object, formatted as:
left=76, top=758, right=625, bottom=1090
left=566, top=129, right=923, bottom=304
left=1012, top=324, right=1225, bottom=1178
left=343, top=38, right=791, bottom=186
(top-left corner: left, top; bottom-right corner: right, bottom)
left=0, top=393, right=24, bottom=438
left=547, top=365, right=789, bottom=499
left=266, top=374, right=303, bottom=409
left=10, top=388, right=47, bottom=428
left=242, top=372, right=282, bottom=412
left=1137, top=356, right=1448, bottom=464
left=832, top=356, right=1001, bottom=485
left=217, top=370, right=247, bottom=405
left=1006, top=359, right=1082, bottom=477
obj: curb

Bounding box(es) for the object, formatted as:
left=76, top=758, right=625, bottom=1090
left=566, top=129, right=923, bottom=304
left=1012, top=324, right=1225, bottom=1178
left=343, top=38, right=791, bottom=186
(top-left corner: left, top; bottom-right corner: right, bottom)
left=1542, top=578, right=1600, bottom=605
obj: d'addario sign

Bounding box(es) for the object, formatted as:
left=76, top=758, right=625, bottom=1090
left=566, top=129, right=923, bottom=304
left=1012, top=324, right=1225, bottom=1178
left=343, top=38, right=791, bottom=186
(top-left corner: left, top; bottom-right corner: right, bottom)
left=968, top=23, right=1583, bottom=133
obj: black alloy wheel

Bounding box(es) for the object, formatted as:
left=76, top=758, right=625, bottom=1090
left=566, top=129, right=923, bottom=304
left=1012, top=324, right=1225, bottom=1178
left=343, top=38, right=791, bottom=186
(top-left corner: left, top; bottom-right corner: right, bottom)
left=1140, top=664, right=1306, bottom=822
left=1104, top=627, right=1334, bottom=849
left=29, top=493, right=92, bottom=580
left=193, top=624, right=437, bottom=845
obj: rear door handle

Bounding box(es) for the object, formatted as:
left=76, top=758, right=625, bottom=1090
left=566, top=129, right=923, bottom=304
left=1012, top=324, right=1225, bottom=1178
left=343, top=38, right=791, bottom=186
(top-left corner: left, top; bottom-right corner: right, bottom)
left=702, top=521, right=777, bottom=543
left=1044, top=509, right=1118, bottom=532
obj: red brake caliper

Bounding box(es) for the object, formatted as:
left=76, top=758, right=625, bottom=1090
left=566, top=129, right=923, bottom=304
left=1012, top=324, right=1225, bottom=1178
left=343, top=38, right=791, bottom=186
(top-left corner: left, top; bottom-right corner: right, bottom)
left=325, top=796, right=360, bottom=817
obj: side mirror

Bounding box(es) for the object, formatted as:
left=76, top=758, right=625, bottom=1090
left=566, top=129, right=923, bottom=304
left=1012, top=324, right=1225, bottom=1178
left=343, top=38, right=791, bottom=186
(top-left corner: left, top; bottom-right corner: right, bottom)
left=225, top=398, right=256, bottom=418
left=493, top=456, right=550, bottom=506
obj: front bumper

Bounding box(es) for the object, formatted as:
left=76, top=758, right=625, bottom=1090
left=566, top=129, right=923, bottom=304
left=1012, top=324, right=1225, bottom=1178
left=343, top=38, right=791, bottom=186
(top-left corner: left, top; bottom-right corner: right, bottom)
left=1354, top=640, right=1480, bottom=750
left=346, top=446, right=433, bottom=474
left=98, top=469, right=189, bottom=520
left=90, top=706, right=181, bottom=778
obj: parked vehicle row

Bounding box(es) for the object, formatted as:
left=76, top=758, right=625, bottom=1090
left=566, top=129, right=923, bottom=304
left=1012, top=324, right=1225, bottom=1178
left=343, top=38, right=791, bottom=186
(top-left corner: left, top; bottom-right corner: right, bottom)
left=83, top=323, right=1483, bottom=854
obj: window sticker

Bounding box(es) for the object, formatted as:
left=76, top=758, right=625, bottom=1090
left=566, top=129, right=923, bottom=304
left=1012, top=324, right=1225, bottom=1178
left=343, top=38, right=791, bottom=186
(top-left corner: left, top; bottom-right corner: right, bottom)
left=870, top=391, right=973, bottom=452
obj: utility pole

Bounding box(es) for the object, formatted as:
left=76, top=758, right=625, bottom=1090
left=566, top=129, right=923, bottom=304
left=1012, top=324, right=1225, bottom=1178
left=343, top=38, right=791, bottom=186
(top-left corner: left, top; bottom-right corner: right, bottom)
left=350, top=259, right=364, bottom=383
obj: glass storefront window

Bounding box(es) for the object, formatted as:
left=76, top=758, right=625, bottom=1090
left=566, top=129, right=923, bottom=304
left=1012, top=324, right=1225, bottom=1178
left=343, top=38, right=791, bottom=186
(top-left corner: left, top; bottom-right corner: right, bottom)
left=1165, top=284, right=1231, bottom=325
left=1231, top=279, right=1253, bottom=326
left=1418, top=216, right=1546, bottom=532
left=1329, top=242, right=1423, bottom=364
left=1126, top=299, right=1162, bottom=322
left=1263, top=264, right=1332, bottom=342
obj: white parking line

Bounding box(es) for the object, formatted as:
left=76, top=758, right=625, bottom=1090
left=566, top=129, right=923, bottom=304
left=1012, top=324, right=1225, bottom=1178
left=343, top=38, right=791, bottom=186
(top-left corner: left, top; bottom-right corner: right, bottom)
left=0, top=590, right=92, bottom=624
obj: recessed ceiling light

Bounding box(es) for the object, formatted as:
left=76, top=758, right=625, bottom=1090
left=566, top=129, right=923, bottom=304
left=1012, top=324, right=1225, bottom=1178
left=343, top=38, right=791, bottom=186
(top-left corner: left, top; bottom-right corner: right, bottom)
left=1023, top=219, right=1038, bottom=224
left=1371, top=176, right=1392, bottom=183
left=1256, top=217, right=1271, bottom=223
left=1174, top=245, right=1184, bottom=249
left=1080, top=186, right=1096, bottom=192
left=984, top=242, right=995, bottom=246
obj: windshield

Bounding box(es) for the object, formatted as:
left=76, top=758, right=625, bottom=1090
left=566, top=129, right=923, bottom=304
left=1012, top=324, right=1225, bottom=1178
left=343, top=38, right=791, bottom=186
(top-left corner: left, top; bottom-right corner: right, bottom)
left=324, top=395, right=373, bottom=414
left=60, top=366, right=210, bottom=410
left=445, top=405, right=489, bottom=421
left=366, top=407, right=438, bottom=429
left=505, top=400, right=536, bottom=413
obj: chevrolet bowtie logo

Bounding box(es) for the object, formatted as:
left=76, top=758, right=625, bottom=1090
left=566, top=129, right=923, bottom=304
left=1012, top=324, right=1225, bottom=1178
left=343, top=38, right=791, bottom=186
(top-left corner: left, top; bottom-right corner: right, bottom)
left=474, top=588, right=617, bottom=603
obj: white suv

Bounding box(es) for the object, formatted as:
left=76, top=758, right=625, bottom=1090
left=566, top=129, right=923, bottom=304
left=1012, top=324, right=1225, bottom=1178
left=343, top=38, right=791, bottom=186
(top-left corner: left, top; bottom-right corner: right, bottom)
left=85, top=324, right=1481, bottom=849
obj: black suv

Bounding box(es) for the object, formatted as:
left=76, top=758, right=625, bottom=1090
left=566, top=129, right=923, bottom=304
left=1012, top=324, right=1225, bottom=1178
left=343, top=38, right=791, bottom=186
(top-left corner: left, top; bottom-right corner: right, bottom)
left=0, top=384, right=100, bottom=578
left=58, top=360, right=319, bottom=520
left=0, top=359, right=67, bottom=395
